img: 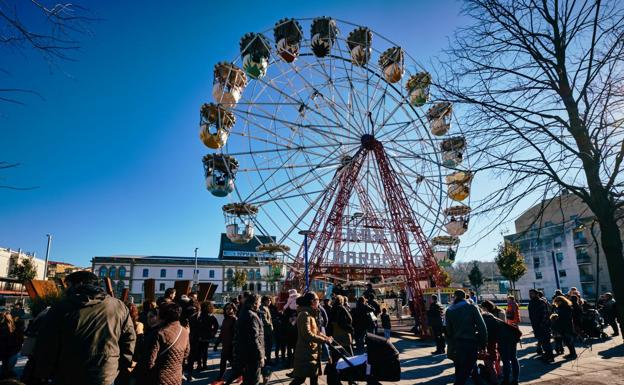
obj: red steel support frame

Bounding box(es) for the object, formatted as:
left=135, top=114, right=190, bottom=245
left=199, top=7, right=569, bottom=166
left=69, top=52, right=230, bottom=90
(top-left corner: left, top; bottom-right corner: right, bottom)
left=292, top=137, right=442, bottom=332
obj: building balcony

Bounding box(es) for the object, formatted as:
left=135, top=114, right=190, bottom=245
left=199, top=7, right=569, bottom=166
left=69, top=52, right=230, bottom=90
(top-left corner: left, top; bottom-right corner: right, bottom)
left=574, top=238, right=589, bottom=247
left=576, top=254, right=592, bottom=264
left=580, top=274, right=594, bottom=282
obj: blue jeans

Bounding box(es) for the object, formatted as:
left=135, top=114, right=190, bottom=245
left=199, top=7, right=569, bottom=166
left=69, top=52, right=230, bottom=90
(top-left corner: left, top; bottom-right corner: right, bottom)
left=499, top=342, right=519, bottom=382
left=384, top=329, right=391, bottom=339
left=453, top=339, right=478, bottom=385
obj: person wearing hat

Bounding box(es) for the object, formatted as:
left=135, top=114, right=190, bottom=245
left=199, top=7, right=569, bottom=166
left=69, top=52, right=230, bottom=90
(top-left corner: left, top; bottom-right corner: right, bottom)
left=445, top=290, right=487, bottom=385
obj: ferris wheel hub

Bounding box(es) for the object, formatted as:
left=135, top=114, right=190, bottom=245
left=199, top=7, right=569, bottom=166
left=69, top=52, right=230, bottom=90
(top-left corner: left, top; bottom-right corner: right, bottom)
left=360, top=134, right=377, bottom=150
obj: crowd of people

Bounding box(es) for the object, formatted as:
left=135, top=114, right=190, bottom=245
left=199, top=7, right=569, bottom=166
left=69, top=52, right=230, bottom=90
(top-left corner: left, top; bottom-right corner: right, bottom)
left=437, top=287, right=621, bottom=385
left=0, top=274, right=392, bottom=385
left=1, top=271, right=621, bottom=385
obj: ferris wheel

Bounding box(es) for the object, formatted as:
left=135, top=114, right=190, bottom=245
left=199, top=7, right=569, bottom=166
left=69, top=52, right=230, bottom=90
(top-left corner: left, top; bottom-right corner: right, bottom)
left=198, top=17, right=472, bottom=318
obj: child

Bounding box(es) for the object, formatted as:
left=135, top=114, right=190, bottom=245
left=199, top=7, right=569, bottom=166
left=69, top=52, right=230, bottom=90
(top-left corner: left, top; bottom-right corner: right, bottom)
left=381, top=308, right=392, bottom=339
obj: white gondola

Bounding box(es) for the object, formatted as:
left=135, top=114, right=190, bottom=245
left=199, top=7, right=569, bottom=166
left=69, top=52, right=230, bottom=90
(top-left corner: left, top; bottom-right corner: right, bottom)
left=223, top=203, right=259, bottom=244
left=427, top=102, right=453, bottom=136
left=203, top=154, right=238, bottom=197
left=212, top=62, right=247, bottom=106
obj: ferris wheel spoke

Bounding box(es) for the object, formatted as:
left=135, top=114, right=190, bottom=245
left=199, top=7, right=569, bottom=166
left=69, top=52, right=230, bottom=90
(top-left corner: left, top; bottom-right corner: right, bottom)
left=244, top=144, right=343, bottom=203
left=225, top=142, right=358, bottom=157
left=315, top=60, right=364, bottom=138
left=281, top=59, right=354, bottom=139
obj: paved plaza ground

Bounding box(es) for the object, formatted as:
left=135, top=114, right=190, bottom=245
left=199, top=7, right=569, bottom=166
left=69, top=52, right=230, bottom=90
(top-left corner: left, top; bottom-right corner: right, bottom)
left=13, top=324, right=624, bottom=384
left=181, top=325, right=623, bottom=385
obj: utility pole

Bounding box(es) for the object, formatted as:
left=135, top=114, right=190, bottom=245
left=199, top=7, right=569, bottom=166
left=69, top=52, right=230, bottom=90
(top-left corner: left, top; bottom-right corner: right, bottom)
left=194, top=248, right=199, bottom=289
left=44, top=234, right=52, bottom=280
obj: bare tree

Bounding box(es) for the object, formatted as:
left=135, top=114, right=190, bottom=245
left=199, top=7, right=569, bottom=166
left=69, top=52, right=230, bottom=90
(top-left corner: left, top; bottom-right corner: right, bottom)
left=0, top=0, right=94, bottom=104
left=1, top=1, right=94, bottom=189
left=438, top=0, right=624, bottom=323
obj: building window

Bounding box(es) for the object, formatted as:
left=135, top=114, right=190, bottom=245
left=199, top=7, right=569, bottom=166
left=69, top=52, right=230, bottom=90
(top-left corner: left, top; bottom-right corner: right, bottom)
left=177, top=269, right=183, bottom=278
left=256, top=282, right=262, bottom=291
left=141, top=283, right=144, bottom=291
left=270, top=283, right=276, bottom=292
left=119, top=267, right=127, bottom=279
left=142, top=268, right=149, bottom=277
left=160, top=269, right=166, bottom=278
left=116, top=280, right=125, bottom=295
left=109, top=266, right=117, bottom=279
left=555, top=252, right=564, bottom=263
left=209, top=270, right=215, bottom=278
left=159, top=283, right=165, bottom=291
left=227, top=283, right=233, bottom=292
left=99, top=266, right=108, bottom=278
left=247, top=270, right=254, bottom=281
left=535, top=271, right=543, bottom=279
left=533, top=257, right=540, bottom=269
left=255, top=269, right=261, bottom=280
left=558, top=269, right=567, bottom=277
left=226, top=269, right=233, bottom=279
left=242, top=283, right=248, bottom=291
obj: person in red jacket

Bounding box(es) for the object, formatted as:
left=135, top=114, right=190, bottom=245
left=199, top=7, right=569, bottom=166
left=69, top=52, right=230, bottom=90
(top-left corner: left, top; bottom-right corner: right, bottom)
left=506, top=296, right=520, bottom=327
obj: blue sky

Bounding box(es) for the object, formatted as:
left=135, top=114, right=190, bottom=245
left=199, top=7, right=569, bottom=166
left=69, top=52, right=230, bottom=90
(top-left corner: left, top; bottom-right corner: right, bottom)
left=0, top=0, right=521, bottom=267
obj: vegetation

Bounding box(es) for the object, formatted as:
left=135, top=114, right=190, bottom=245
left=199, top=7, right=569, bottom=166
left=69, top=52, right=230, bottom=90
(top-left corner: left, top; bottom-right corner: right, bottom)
left=229, top=270, right=247, bottom=291
left=495, top=241, right=527, bottom=293
left=9, top=256, right=38, bottom=283
left=468, top=261, right=484, bottom=294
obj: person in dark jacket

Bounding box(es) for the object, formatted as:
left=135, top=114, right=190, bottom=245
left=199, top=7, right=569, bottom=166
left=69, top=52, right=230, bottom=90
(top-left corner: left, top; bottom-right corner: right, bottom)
left=139, top=300, right=157, bottom=332
left=445, top=290, right=487, bottom=385
left=479, top=301, right=501, bottom=384
left=146, top=302, right=190, bottom=385
left=234, top=293, right=265, bottom=385
left=352, top=297, right=374, bottom=352
left=116, top=303, right=145, bottom=385
left=184, top=300, right=201, bottom=379
left=326, top=295, right=353, bottom=385
left=552, top=296, right=577, bottom=359
left=481, top=301, right=522, bottom=385
left=0, top=312, right=22, bottom=379
left=602, top=293, right=620, bottom=337
left=282, top=292, right=299, bottom=368
left=33, top=271, right=136, bottom=385
left=381, top=308, right=392, bottom=339
left=569, top=295, right=583, bottom=336
left=427, top=295, right=445, bottom=354
left=216, top=303, right=237, bottom=381
left=198, top=301, right=219, bottom=370
left=528, top=289, right=554, bottom=362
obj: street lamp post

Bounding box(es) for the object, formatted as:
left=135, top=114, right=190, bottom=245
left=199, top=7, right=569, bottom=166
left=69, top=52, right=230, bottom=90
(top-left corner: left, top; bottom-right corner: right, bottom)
left=43, top=234, right=52, bottom=280
left=298, top=230, right=312, bottom=292
left=194, top=248, right=199, bottom=289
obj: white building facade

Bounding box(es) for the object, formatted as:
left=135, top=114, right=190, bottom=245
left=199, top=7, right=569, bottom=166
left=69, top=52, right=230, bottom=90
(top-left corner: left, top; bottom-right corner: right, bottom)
left=0, top=247, right=46, bottom=280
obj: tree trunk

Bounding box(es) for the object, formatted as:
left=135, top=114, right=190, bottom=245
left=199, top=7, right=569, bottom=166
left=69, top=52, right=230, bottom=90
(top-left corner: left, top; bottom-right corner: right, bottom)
left=596, top=211, right=624, bottom=339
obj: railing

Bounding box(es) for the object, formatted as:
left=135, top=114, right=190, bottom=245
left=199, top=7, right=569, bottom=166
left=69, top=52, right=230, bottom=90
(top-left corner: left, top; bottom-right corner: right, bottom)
left=576, top=254, right=592, bottom=264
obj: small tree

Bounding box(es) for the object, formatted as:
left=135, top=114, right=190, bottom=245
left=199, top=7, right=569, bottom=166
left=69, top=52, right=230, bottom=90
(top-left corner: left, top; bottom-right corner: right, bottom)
left=9, top=256, right=38, bottom=283
left=438, top=269, right=452, bottom=287
left=229, top=270, right=247, bottom=291
left=495, top=241, right=527, bottom=294
left=468, top=261, right=484, bottom=294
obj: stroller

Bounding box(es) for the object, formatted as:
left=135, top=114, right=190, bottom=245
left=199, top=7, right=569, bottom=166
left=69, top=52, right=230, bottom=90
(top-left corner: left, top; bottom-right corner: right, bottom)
left=327, top=333, right=401, bottom=385
left=580, top=308, right=608, bottom=341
